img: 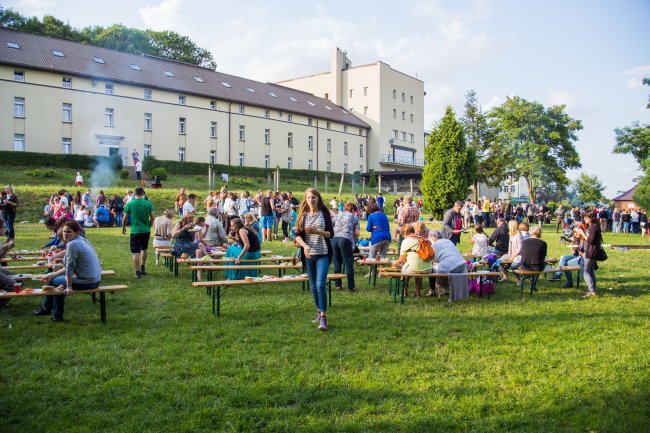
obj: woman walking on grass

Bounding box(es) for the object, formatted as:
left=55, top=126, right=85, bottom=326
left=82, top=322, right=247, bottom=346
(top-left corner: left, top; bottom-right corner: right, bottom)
left=2, top=186, right=18, bottom=242
left=295, top=188, right=334, bottom=331
left=582, top=211, right=602, bottom=298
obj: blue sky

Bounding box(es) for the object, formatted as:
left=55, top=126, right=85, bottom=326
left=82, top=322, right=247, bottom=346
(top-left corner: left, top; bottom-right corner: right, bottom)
left=5, top=0, right=649, bottom=197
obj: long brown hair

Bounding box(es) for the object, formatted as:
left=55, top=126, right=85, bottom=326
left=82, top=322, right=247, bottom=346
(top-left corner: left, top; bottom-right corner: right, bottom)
left=295, top=188, right=326, bottom=232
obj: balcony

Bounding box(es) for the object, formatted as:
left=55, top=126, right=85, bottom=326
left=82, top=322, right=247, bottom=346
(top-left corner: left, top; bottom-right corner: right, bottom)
left=379, top=153, right=425, bottom=167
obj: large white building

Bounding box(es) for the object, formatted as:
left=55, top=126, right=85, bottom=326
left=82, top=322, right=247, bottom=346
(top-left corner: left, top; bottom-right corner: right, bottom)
left=278, top=48, right=425, bottom=171
left=0, top=29, right=424, bottom=175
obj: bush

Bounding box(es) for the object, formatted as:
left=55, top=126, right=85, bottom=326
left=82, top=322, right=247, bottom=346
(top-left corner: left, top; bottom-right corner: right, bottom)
left=368, top=169, right=376, bottom=188
left=0, top=150, right=122, bottom=170
left=150, top=167, right=169, bottom=181
left=24, top=168, right=57, bottom=178
left=119, top=169, right=130, bottom=179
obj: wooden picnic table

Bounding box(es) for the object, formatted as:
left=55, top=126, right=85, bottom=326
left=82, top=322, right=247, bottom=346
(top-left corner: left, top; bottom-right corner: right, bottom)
left=513, top=266, right=582, bottom=294
left=191, top=273, right=346, bottom=317
left=162, top=249, right=274, bottom=277
left=356, top=259, right=395, bottom=286
left=189, top=263, right=302, bottom=282
left=2, top=256, right=50, bottom=262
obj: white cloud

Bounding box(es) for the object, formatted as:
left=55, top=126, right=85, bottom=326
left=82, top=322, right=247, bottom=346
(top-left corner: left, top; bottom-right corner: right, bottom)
left=139, top=0, right=185, bottom=32
left=482, top=95, right=504, bottom=111
left=14, top=0, right=56, bottom=17
left=623, top=65, right=650, bottom=89
left=547, top=90, right=575, bottom=110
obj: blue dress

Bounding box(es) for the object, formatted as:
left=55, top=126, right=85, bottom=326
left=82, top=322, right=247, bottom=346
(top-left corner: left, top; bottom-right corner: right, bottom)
left=224, top=244, right=261, bottom=280
left=172, top=228, right=199, bottom=258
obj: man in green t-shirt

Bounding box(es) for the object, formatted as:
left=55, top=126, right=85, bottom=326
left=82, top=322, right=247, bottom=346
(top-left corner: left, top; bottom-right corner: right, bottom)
left=122, top=187, right=156, bottom=278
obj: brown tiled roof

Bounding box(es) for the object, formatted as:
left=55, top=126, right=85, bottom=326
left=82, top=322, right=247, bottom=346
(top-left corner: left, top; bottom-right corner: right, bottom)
left=612, top=185, right=637, bottom=201
left=0, top=27, right=370, bottom=129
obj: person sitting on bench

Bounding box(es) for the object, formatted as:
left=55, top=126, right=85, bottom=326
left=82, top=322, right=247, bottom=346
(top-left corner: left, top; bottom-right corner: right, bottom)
left=33, top=220, right=102, bottom=322
left=519, top=225, right=547, bottom=292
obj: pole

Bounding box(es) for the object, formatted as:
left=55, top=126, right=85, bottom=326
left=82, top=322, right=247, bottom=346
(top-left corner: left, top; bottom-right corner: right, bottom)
left=276, top=168, right=280, bottom=191
left=352, top=178, right=355, bottom=195
left=362, top=178, right=365, bottom=194
left=410, top=179, right=413, bottom=196
left=338, top=173, right=345, bottom=197
left=314, top=176, right=318, bottom=189
left=378, top=175, right=382, bottom=193
left=208, top=166, right=213, bottom=190
left=268, top=173, right=272, bottom=188
left=325, top=174, right=328, bottom=193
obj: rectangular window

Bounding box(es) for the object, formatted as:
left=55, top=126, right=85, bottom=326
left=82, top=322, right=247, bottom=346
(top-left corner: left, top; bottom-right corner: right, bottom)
left=359, top=144, right=363, bottom=157
left=510, top=186, right=515, bottom=193
left=410, top=113, right=414, bottom=123
left=210, top=121, right=217, bottom=138
left=105, top=83, right=114, bottom=95
left=179, top=117, right=186, bottom=134
left=264, top=109, right=270, bottom=118
left=144, top=145, right=151, bottom=157
left=401, top=131, right=406, bottom=141
left=410, top=95, right=414, bottom=104
left=14, top=97, right=25, bottom=118
left=344, top=142, right=348, bottom=155
left=364, top=87, right=368, bottom=96
left=308, top=118, right=313, bottom=126
left=210, top=100, right=216, bottom=110
left=359, top=128, right=363, bottom=136
left=179, top=95, right=186, bottom=105
left=239, top=153, right=245, bottom=166
left=62, top=103, right=72, bottom=123
left=392, top=129, right=398, bottom=139
left=105, top=108, right=114, bottom=127
left=239, top=125, right=245, bottom=141
left=264, top=129, right=270, bottom=144
left=343, top=163, right=348, bottom=174
left=264, top=155, right=270, bottom=168
left=308, top=159, right=313, bottom=170
left=210, top=150, right=216, bottom=164
left=402, top=111, right=405, bottom=120
left=14, top=70, right=24, bottom=82
left=62, top=137, right=71, bottom=154
left=402, top=92, right=405, bottom=102
left=343, top=125, right=347, bottom=133
left=144, top=89, right=152, bottom=100
left=288, top=132, right=293, bottom=147
left=393, top=89, right=396, bottom=99
left=288, top=113, right=293, bottom=122
left=326, top=161, right=331, bottom=171
left=178, top=147, right=185, bottom=162
left=364, top=106, right=368, bottom=115
left=393, top=109, right=397, bottom=118
left=324, top=92, right=329, bottom=100
left=287, top=157, right=293, bottom=169
left=327, top=139, right=331, bottom=153
left=326, top=122, right=331, bottom=130
left=308, top=136, right=313, bottom=150
left=14, top=134, right=25, bottom=151
left=349, top=89, right=353, bottom=98
left=409, top=133, right=414, bottom=143
left=238, top=105, right=245, bottom=114
left=62, top=77, right=72, bottom=88
left=144, top=113, right=152, bottom=131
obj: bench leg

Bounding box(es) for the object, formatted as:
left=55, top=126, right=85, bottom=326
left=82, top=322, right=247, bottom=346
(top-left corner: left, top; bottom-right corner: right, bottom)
left=479, top=277, right=483, bottom=299
left=91, top=292, right=97, bottom=304
left=373, top=265, right=378, bottom=286
left=328, top=279, right=332, bottom=307
left=100, top=291, right=107, bottom=324
left=576, top=272, right=580, bottom=289
left=400, top=277, right=406, bottom=304
left=530, top=274, right=540, bottom=295
left=174, top=259, right=179, bottom=277
left=393, top=278, right=400, bottom=303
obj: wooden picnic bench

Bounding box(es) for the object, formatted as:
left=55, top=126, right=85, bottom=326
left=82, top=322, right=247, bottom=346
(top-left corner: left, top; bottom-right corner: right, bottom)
left=161, top=249, right=274, bottom=276
left=513, top=266, right=582, bottom=294
left=356, top=259, right=395, bottom=286
left=191, top=273, right=347, bottom=317
left=379, top=270, right=502, bottom=304
left=0, top=283, right=127, bottom=323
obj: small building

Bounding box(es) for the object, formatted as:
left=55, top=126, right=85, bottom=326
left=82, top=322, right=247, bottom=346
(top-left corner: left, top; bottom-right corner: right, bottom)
left=613, top=185, right=638, bottom=210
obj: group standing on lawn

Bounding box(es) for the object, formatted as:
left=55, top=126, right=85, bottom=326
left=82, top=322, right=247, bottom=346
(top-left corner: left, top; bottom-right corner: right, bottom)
left=0, top=177, right=646, bottom=326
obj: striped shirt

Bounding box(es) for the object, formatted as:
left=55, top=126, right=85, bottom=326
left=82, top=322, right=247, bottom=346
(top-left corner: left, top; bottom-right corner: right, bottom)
left=333, top=211, right=360, bottom=244
left=304, top=212, right=328, bottom=255
left=398, top=205, right=420, bottom=226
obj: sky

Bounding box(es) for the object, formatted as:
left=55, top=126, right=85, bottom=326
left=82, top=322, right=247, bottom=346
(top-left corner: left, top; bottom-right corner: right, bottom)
left=4, top=0, right=649, bottom=198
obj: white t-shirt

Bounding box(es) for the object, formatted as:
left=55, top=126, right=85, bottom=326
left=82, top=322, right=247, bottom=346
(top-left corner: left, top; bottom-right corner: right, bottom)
left=135, top=161, right=143, bottom=172
left=182, top=201, right=195, bottom=215
left=471, top=233, right=489, bottom=257
left=76, top=174, right=83, bottom=183
left=330, top=199, right=337, bottom=209
left=224, top=197, right=237, bottom=216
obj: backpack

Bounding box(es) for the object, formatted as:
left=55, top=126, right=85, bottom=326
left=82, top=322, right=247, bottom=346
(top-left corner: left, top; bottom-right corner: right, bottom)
left=410, top=236, right=435, bottom=261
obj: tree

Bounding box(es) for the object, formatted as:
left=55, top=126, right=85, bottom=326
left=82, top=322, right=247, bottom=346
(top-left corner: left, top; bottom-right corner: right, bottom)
left=421, top=106, right=472, bottom=219
left=633, top=159, right=650, bottom=210
left=490, top=96, right=582, bottom=202
left=461, top=90, right=508, bottom=201
left=574, top=172, right=606, bottom=205
left=147, top=30, right=217, bottom=69
left=613, top=78, right=650, bottom=170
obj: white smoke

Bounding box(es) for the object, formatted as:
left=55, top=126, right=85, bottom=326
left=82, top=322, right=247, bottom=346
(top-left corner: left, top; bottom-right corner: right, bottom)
left=89, top=157, right=117, bottom=189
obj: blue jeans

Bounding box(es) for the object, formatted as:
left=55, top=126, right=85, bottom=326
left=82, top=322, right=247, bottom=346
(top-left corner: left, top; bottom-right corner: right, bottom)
left=553, top=254, right=583, bottom=285
left=583, top=258, right=597, bottom=292
left=623, top=222, right=630, bottom=233
left=305, top=254, right=329, bottom=313
left=331, top=237, right=355, bottom=290
left=3, top=211, right=15, bottom=240
left=115, top=211, right=124, bottom=228
left=41, top=275, right=100, bottom=320
left=632, top=222, right=640, bottom=233
left=483, top=212, right=491, bottom=228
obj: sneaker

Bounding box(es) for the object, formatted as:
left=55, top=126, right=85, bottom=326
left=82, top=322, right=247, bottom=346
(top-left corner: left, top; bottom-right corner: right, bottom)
left=582, top=291, right=597, bottom=298
left=547, top=274, right=562, bottom=282
left=135, top=271, right=142, bottom=279
left=311, top=313, right=321, bottom=323
left=318, top=316, right=328, bottom=330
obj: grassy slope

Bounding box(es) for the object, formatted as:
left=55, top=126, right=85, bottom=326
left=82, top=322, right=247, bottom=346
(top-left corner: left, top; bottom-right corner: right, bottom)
left=0, top=221, right=648, bottom=433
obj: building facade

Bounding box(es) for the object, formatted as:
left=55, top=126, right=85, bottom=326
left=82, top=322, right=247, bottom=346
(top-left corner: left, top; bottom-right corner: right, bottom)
left=277, top=48, right=425, bottom=172
left=0, top=28, right=370, bottom=172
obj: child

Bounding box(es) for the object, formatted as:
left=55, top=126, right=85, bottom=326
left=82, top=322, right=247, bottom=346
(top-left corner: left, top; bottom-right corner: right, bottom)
left=470, top=225, right=489, bottom=257
left=83, top=208, right=94, bottom=228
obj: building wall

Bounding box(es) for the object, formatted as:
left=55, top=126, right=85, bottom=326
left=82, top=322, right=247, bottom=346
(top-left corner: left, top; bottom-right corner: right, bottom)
left=0, top=65, right=367, bottom=172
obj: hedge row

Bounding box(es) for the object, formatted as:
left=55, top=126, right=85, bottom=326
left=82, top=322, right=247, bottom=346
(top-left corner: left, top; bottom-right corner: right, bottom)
left=0, top=151, right=123, bottom=170
left=142, top=156, right=361, bottom=181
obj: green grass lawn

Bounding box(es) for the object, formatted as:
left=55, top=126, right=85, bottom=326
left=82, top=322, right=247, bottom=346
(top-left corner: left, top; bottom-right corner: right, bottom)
left=1, top=224, right=649, bottom=433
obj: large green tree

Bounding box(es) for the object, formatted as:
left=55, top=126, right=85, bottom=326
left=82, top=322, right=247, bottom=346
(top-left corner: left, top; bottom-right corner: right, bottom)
left=461, top=89, right=508, bottom=201
left=613, top=78, right=650, bottom=170
left=421, top=106, right=473, bottom=219
left=0, top=7, right=216, bottom=68
left=574, top=172, right=606, bottom=205
left=490, top=96, right=582, bottom=202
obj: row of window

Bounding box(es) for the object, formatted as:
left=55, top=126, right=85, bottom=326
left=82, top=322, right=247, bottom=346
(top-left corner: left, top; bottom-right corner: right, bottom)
left=391, top=129, right=416, bottom=143
left=12, top=134, right=71, bottom=154
left=392, top=109, right=415, bottom=123
left=348, top=87, right=370, bottom=98
left=392, top=90, right=415, bottom=105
